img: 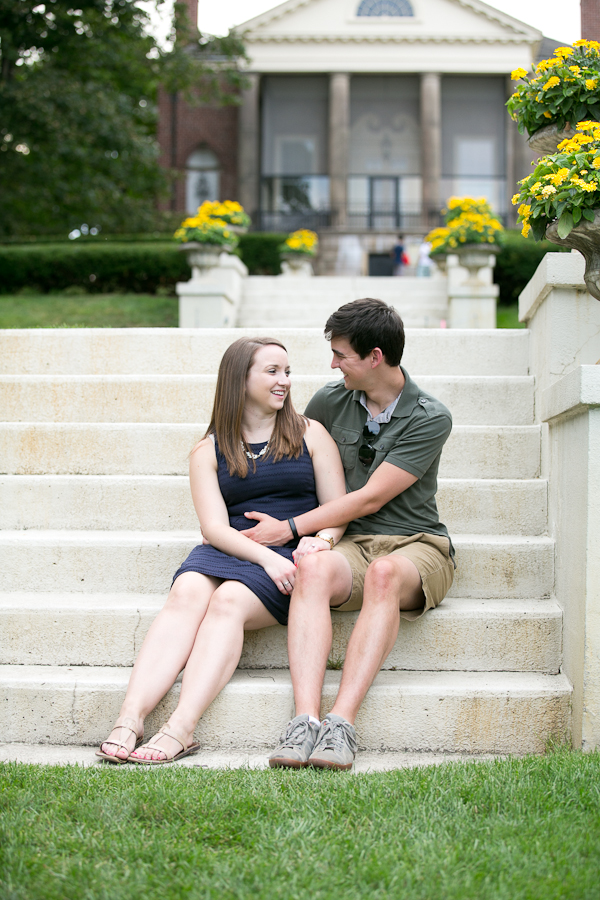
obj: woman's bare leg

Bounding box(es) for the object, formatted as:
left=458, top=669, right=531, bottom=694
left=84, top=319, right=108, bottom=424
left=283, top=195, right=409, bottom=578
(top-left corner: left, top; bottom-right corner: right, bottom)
left=132, top=581, right=278, bottom=760
left=101, top=571, right=220, bottom=759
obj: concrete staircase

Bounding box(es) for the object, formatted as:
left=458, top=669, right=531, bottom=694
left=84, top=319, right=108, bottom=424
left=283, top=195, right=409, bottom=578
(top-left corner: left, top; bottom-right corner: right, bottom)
left=236, top=276, right=448, bottom=328
left=0, top=327, right=571, bottom=757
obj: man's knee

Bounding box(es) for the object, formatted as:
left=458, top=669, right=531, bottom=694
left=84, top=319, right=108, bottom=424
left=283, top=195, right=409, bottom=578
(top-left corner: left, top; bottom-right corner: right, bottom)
left=364, top=554, right=423, bottom=607
left=295, top=551, right=350, bottom=600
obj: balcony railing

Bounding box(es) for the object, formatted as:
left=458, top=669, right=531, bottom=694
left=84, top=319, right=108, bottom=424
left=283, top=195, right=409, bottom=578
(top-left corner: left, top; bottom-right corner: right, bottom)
left=259, top=176, right=331, bottom=231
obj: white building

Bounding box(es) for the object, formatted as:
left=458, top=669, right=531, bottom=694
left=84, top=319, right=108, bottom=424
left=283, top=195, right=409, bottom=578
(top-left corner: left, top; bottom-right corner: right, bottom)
left=167, top=0, right=562, bottom=272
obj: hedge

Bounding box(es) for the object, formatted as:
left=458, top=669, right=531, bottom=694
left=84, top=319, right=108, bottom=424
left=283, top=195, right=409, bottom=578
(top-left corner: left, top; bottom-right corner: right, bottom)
left=494, top=230, right=569, bottom=306
left=0, top=230, right=569, bottom=299
left=0, top=232, right=288, bottom=294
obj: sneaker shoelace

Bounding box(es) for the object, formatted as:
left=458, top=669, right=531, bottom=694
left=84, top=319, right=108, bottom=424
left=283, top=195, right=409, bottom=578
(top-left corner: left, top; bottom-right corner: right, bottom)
left=314, top=719, right=357, bottom=755
left=278, top=718, right=313, bottom=750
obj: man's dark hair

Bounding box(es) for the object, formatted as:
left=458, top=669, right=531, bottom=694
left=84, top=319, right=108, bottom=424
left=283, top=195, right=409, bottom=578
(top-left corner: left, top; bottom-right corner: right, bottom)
left=324, top=298, right=405, bottom=367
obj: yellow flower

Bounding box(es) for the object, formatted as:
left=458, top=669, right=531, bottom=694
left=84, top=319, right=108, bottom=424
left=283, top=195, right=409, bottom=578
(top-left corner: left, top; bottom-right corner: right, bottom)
left=555, top=47, right=574, bottom=58
left=586, top=79, right=598, bottom=90
left=592, top=157, right=600, bottom=169
left=543, top=76, right=560, bottom=91
left=518, top=204, right=531, bottom=217
left=531, top=182, right=542, bottom=192
left=511, top=67, right=528, bottom=80
left=544, top=112, right=552, bottom=118
left=521, top=222, right=531, bottom=237
left=541, top=185, right=557, bottom=197
left=511, top=193, right=520, bottom=205
left=569, top=65, right=581, bottom=75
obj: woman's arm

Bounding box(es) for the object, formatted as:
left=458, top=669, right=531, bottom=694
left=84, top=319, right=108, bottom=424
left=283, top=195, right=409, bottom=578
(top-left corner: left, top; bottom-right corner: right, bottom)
left=291, top=420, right=347, bottom=561
left=189, top=440, right=297, bottom=592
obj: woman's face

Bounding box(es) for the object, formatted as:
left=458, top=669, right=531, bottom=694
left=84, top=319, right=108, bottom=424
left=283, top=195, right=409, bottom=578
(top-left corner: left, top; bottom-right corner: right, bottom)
left=245, top=344, right=291, bottom=412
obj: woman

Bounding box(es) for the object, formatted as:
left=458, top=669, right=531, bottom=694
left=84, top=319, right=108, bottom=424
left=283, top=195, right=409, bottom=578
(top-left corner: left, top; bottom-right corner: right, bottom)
left=97, top=337, right=347, bottom=764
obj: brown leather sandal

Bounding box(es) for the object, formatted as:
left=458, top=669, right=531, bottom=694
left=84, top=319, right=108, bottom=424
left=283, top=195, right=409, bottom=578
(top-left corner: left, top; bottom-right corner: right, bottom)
left=96, top=716, right=144, bottom=764
left=128, top=722, right=201, bottom=765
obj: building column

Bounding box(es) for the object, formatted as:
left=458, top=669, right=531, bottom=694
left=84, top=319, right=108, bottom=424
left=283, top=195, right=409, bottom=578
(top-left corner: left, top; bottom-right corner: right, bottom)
left=420, top=72, right=442, bottom=227
left=237, top=73, right=261, bottom=220
left=329, top=73, right=350, bottom=229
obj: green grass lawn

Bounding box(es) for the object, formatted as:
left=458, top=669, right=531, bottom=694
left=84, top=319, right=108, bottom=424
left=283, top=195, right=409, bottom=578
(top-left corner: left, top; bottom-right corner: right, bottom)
left=1, top=750, right=599, bottom=900
left=0, top=292, right=178, bottom=328
left=496, top=303, right=525, bottom=329
left=1, top=293, right=523, bottom=331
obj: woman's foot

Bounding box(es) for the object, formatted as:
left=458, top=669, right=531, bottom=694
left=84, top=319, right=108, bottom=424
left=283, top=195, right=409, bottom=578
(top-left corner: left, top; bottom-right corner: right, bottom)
left=129, top=721, right=199, bottom=764
left=96, top=716, right=144, bottom=763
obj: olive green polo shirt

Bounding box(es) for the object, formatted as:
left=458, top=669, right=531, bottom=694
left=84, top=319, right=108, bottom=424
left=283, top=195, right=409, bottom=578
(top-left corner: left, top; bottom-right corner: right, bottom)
left=304, top=367, right=454, bottom=555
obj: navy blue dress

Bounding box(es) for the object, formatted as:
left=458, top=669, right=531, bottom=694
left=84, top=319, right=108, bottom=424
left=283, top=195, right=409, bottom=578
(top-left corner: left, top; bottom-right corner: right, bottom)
left=172, top=439, right=318, bottom=625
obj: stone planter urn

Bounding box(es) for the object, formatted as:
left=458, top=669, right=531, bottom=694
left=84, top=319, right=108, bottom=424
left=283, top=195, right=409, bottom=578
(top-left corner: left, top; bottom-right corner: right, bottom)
left=280, top=252, right=315, bottom=277
left=430, top=252, right=448, bottom=273
left=546, top=210, right=600, bottom=301
left=179, top=242, right=231, bottom=279
left=528, top=121, right=599, bottom=156
left=455, top=243, right=501, bottom=284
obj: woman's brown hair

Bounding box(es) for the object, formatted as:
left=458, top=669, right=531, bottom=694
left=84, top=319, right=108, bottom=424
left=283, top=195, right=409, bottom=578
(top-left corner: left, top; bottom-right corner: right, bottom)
left=203, top=337, right=306, bottom=477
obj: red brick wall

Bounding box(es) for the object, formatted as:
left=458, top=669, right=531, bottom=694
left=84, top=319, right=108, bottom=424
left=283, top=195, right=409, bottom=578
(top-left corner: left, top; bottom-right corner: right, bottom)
left=157, top=88, right=239, bottom=212
left=582, top=0, right=600, bottom=41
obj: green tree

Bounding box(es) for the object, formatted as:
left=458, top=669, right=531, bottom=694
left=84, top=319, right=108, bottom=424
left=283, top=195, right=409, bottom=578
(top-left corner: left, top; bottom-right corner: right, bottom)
left=0, top=0, right=246, bottom=237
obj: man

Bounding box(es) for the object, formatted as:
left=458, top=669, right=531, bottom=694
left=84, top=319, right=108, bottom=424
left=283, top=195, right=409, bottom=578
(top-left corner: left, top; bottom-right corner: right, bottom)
left=242, top=298, right=455, bottom=770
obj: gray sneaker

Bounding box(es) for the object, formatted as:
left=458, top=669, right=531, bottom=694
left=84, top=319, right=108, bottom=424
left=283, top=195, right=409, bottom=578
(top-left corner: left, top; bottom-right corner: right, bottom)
left=308, top=714, right=358, bottom=771
left=268, top=714, right=321, bottom=768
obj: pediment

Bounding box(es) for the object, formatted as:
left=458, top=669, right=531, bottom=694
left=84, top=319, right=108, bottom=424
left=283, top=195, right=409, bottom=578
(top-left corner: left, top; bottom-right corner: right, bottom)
left=238, top=0, right=541, bottom=43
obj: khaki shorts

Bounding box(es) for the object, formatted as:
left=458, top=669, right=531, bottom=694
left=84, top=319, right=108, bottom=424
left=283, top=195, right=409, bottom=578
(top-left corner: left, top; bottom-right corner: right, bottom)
left=332, top=533, right=455, bottom=621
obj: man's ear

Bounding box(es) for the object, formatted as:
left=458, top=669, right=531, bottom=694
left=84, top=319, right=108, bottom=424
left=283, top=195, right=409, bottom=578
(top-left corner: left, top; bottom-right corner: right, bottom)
left=370, top=348, right=384, bottom=368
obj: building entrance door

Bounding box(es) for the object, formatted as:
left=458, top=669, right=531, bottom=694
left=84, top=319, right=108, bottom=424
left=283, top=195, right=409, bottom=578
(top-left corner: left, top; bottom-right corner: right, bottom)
left=369, top=177, right=399, bottom=229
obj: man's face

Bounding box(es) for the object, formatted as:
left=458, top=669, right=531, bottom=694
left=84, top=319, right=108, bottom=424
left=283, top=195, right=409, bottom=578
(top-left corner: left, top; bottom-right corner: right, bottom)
left=330, top=337, right=374, bottom=391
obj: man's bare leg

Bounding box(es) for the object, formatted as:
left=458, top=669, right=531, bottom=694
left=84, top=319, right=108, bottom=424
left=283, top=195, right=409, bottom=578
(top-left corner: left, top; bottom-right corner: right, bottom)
left=287, top=551, right=353, bottom=718
left=329, top=554, right=424, bottom=724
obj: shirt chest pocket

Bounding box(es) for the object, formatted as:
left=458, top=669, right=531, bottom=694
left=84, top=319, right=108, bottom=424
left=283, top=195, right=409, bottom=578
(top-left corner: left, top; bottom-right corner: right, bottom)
left=331, top=425, right=361, bottom=469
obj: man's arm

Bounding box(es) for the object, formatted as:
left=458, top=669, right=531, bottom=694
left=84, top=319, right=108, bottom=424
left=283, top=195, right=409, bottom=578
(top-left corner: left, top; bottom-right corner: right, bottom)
left=241, top=461, right=417, bottom=545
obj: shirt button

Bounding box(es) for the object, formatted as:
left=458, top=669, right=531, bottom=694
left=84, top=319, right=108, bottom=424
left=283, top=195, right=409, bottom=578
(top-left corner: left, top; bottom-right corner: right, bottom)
left=341, top=437, right=346, bottom=442
left=419, top=398, right=427, bottom=405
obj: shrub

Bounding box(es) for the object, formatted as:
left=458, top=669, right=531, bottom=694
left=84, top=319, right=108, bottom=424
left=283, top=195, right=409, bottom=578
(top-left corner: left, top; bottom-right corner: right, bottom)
left=238, top=232, right=287, bottom=275
left=0, top=242, right=190, bottom=295
left=494, top=230, right=569, bottom=305
left=0, top=233, right=288, bottom=293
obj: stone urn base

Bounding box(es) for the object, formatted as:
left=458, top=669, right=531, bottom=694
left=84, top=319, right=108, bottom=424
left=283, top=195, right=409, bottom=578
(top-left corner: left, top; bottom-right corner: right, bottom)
left=546, top=210, right=600, bottom=301
left=280, top=252, right=314, bottom=277
left=179, top=242, right=232, bottom=279
left=455, top=243, right=501, bottom=284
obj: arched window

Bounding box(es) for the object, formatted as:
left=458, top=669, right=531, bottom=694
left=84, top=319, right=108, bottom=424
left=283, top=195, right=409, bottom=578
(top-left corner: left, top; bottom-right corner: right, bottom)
left=356, top=0, right=414, bottom=15
left=185, top=147, right=220, bottom=214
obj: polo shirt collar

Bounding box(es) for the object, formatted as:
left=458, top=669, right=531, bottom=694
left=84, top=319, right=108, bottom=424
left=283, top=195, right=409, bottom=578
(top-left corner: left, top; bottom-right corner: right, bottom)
left=352, top=366, right=418, bottom=420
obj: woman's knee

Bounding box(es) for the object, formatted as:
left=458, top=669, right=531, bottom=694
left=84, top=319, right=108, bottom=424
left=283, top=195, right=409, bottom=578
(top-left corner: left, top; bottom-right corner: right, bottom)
left=165, top=573, right=212, bottom=613
left=205, top=582, right=248, bottom=620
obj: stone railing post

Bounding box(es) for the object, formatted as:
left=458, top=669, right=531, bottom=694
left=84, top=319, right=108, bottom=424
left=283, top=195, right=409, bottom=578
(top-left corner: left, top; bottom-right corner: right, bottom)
left=177, top=254, right=248, bottom=327
left=520, top=249, right=600, bottom=749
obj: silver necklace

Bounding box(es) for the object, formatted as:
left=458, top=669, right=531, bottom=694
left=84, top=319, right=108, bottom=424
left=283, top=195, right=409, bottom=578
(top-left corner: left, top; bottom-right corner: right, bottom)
left=241, top=439, right=269, bottom=461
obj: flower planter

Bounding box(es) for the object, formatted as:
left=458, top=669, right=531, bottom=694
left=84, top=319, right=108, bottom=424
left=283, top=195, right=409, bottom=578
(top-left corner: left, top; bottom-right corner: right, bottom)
left=430, top=252, right=448, bottom=273
left=455, top=243, right=501, bottom=283
left=546, top=210, right=600, bottom=301
left=528, top=122, right=580, bottom=155
left=280, top=251, right=315, bottom=277
left=179, top=242, right=232, bottom=279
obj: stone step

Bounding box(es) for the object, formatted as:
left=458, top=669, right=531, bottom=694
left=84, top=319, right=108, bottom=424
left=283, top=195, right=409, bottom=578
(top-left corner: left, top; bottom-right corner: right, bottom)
left=0, top=744, right=511, bottom=771
left=0, top=475, right=548, bottom=535
left=0, top=665, right=571, bottom=754
left=0, top=328, right=529, bottom=377
left=0, top=531, right=554, bottom=598
left=0, top=424, right=542, bottom=478
left=0, top=375, right=534, bottom=425
left=0, top=594, right=562, bottom=673
left=237, top=279, right=448, bottom=328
